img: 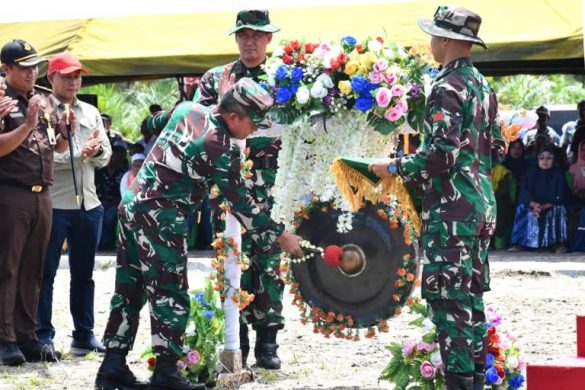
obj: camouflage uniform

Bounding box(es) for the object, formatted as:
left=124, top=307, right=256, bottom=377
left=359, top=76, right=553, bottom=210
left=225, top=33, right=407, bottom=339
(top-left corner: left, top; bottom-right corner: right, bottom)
left=102, top=81, right=283, bottom=358
left=195, top=60, right=285, bottom=330
left=397, top=57, right=505, bottom=373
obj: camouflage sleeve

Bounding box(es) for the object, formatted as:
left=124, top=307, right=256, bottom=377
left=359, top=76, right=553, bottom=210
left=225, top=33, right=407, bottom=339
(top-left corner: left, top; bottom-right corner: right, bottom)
left=205, top=136, right=284, bottom=252
left=192, top=70, right=219, bottom=106
left=398, top=85, right=463, bottom=181
left=489, top=88, right=506, bottom=165
left=147, top=110, right=172, bottom=134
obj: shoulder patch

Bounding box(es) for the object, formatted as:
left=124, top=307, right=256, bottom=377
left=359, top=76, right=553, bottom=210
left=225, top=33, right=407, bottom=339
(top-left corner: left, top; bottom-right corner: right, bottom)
left=432, top=112, right=445, bottom=121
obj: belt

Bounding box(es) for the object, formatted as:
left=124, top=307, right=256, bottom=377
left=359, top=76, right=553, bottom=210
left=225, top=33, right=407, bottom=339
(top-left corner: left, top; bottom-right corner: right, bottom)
left=0, top=179, right=47, bottom=193
left=250, top=155, right=278, bottom=170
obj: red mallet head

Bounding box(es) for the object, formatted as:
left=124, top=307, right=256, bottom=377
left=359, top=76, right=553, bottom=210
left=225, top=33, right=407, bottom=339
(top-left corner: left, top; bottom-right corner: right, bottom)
left=323, top=245, right=344, bottom=267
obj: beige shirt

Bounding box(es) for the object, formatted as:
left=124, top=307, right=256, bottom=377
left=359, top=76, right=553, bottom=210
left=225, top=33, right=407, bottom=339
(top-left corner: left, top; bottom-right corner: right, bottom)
left=49, top=96, right=112, bottom=210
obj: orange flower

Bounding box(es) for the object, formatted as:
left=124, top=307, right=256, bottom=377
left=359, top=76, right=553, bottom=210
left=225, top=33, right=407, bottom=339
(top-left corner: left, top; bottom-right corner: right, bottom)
left=502, top=123, right=521, bottom=142
left=392, top=294, right=400, bottom=302
left=407, top=273, right=415, bottom=282
left=389, top=220, right=399, bottom=229
left=415, top=279, right=422, bottom=287
left=396, top=268, right=406, bottom=277
left=395, top=307, right=402, bottom=316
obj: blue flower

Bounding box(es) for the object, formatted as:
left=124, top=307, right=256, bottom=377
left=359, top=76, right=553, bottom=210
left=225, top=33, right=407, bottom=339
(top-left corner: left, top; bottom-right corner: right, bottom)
left=485, top=367, right=499, bottom=385
left=203, top=309, right=214, bottom=321
left=194, top=293, right=204, bottom=304
left=341, top=35, right=357, bottom=48
left=276, top=86, right=293, bottom=104
left=259, top=81, right=271, bottom=92
left=428, top=68, right=440, bottom=78
left=290, top=66, right=304, bottom=83
left=366, top=82, right=378, bottom=92
left=486, top=353, right=495, bottom=368
left=355, top=95, right=375, bottom=112
left=291, top=83, right=300, bottom=95
left=275, top=65, right=289, bottom=81
left=508, top=373, right=525, bottom=389
left=350, top=76, right=369, bottom=93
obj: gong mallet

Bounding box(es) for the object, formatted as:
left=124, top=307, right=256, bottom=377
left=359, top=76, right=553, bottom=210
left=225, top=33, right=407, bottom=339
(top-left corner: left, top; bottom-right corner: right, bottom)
left=64, top=104, right=81, bottom=207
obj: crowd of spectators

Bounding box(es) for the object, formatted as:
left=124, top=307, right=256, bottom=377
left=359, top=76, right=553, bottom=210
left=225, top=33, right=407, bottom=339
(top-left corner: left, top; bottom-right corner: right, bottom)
left=492, top=100, right=585, bottom=252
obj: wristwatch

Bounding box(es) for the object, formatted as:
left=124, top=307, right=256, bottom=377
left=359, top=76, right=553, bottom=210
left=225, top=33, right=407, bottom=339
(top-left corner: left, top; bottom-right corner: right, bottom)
left=387, top=162, right=398, bottom=175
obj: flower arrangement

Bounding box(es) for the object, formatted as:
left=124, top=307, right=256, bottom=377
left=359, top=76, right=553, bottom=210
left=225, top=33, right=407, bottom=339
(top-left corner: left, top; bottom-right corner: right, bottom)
left=209, top=232, right=254, bottom=310
left=262, top=36, right=433, bottom=134
left=143, top=279, right=225, bottom=385
left=284, top=199, right=419, bottom=339
left=484, top=306, right=527, bottom=389
left=379, top=302, right=526, bottom=390
left=499, top=109, right=538, bottom=143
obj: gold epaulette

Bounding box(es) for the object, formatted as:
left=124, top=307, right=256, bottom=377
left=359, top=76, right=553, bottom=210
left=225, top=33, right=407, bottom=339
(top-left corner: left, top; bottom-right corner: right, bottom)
left=34, top=84, right=52, bottom=95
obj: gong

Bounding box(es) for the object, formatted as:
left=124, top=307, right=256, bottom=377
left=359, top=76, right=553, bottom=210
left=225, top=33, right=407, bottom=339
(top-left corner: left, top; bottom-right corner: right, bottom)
left=292, top=202, right=418, bottom=328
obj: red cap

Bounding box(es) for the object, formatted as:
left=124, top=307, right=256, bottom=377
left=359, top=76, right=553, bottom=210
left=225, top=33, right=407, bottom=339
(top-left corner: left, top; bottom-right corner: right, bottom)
left=48, top=53, right=87, bottom=75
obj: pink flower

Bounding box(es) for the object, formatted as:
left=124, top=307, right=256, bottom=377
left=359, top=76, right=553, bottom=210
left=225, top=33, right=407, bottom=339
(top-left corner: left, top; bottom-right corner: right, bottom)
left=385, top=106, right=404, bottom=122
left=391, top=84, right=406, bottom=97
left=486, top=306, right=503, bottom=327
left=396, top=99, right=408, bottom=113
left=369, top=71, right=384, bottom=84
left=375, top=87, right=392, bottom=108
left=417, top=341, right=437, bottom=353
left=186, top=350, right=200, bottom=365
left=518, top=354, right=527, bottom=370
left=420, top=361, right=436, bottom=378
left=384, top=72, right=396, bottom=85
left=177, top=359, right=187, bottom=371
left=373, top=58, right=389, bottom=72
left=402, top=339, right=416, bottom=357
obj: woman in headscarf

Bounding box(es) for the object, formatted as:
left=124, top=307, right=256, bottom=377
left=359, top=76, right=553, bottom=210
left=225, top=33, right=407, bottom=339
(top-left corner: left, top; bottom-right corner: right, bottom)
left=491, top=162, right=516, bottom=249
left=568, top=140, right=585, bottom=251
left=502, top=139, right=530, bottom=185
left=509, top=144, right=570, bottom=252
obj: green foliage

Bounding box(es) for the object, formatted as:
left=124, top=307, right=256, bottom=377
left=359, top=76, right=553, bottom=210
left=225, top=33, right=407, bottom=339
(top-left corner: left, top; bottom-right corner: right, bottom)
left=80, top=78, right=179, bottom=140
left=490, top=74, right=585, bottom=109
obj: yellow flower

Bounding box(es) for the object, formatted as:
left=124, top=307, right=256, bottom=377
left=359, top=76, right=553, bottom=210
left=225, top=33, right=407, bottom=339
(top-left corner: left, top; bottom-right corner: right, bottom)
left=344, top=61, right=359, bottom=75
left=338, top=80, right=352, bottom=95
left=360, top=52, right=377, bottom=68
left=349, top=49, right=360, bottom=63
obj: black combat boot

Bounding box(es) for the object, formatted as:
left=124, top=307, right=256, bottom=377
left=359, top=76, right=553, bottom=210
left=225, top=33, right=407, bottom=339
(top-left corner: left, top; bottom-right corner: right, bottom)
left=150, top=355, right=206, bottom=390
left=445, top=371, right=473, bottom=390
left=240, top=323, right=250, bottom=367
left=94, top=348, right=149, bottom=390
left=254, top=327, right=281, bottom=370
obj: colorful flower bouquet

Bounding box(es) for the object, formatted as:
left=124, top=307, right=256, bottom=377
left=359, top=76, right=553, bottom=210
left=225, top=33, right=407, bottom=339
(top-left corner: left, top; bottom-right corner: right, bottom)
left=143, top=279, right=225, bottom=385
left=379, top=301, right=526, bottom=389
left=499, top=109, right=538, bottom=143
left=261, top=36, right=434, bottom=135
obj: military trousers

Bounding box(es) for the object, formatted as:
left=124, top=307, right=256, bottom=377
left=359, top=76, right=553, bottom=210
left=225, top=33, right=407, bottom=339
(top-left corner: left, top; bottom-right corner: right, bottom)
left=420, top=228, right=491, bottom=374
left=102, top=209, right=190, bottom=358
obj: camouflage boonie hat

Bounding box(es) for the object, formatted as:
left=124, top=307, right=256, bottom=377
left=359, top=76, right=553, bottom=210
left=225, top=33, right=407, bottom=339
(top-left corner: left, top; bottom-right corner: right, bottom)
left=418, top=5, right=487, bottom=49
left=228, top=10, right=280, bottom=35
left=226, top=77, right=274, bottom=129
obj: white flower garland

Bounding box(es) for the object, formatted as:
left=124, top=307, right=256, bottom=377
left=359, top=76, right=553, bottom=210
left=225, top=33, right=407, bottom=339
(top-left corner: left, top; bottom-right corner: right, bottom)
left=271, top=112, right=397, bottom=230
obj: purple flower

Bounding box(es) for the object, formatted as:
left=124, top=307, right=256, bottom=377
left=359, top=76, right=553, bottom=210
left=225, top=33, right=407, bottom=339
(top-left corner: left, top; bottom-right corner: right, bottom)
left=486, top=306, right=503, bottom=327
left=323, top=95, right=333, bottom=107
left=186, top=350, right=200, bottom=365
left=409, top=83, right=421, bottom=99
left=177, top=359, right=187, bottom=371
left=368, top=71, right=384, bottom=84
left=402, top=339, right=416, bottom=357
left=416, top=341, right=436, bottom=353
left=419, top=361, right=436, bottom=378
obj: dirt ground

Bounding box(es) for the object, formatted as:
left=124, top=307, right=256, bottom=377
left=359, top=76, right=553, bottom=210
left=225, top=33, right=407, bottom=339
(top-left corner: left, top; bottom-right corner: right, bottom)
left=0, top=250, right=584, bottom=389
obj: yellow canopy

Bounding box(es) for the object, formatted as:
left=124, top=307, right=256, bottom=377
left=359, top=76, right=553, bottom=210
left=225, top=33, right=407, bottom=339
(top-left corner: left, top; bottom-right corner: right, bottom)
left=0, top=0, right=582, bottom=80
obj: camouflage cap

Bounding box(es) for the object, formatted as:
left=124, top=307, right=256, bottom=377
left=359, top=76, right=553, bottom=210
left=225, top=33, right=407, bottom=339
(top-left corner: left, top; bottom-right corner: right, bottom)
left=228, top=10, right=280, bottom=35
left=225, top=77, right=274, bottom=129
left=418, top=6, right=487, bottom=49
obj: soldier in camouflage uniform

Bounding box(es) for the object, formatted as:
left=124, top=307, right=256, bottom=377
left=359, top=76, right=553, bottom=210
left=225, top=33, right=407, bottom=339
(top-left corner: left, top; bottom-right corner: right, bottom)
left=94, top=78, right=303, bottom=390
left=370, top=6, right=506, bottom=390
left=149, top=9, right=285, bottom=370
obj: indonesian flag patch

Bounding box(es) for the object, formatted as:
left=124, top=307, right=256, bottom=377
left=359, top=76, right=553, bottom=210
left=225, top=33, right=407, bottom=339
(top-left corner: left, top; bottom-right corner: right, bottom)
left=432, top=112, right=444, bottom=121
